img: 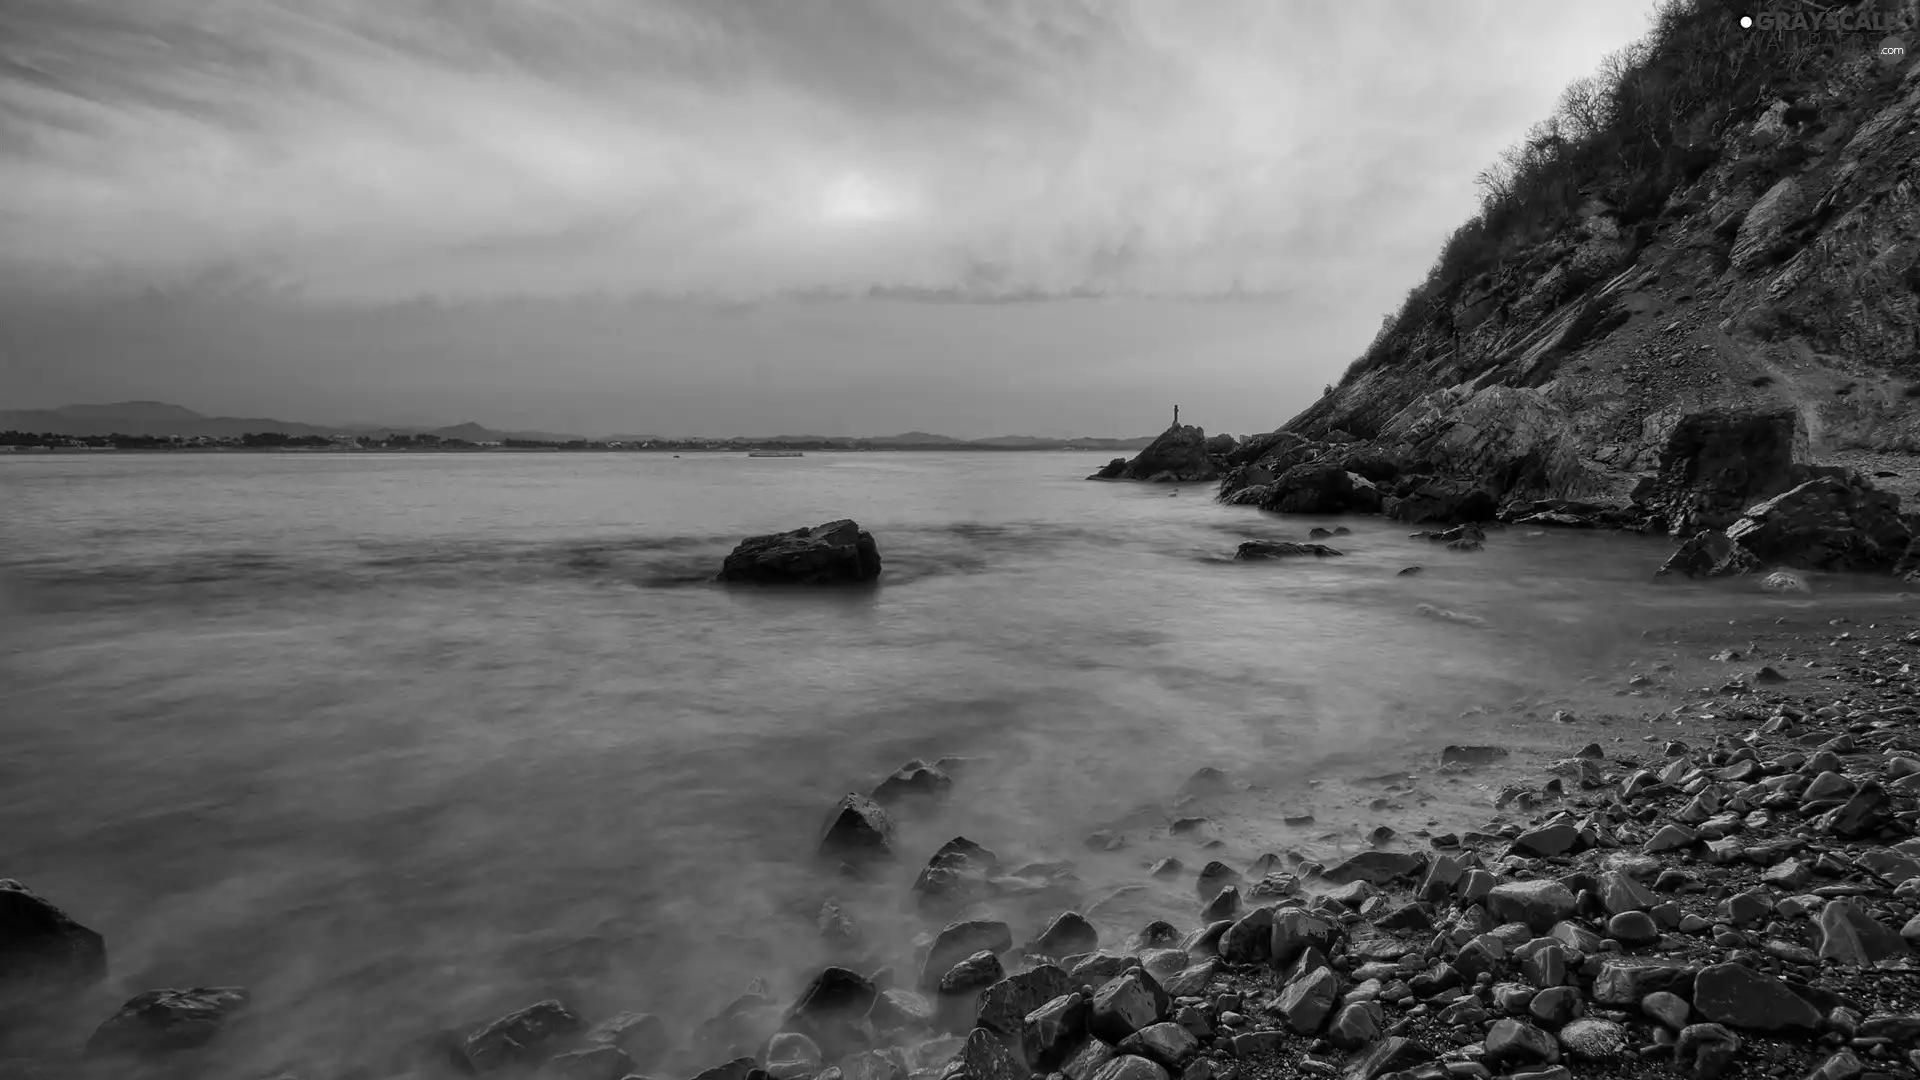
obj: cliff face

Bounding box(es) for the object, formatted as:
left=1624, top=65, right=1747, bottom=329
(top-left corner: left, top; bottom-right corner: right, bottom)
left=1266, top=18, right=1920, bottom=533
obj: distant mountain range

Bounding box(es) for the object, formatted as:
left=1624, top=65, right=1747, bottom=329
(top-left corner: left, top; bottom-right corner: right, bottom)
left=1, top=402, right=1158, bottom=449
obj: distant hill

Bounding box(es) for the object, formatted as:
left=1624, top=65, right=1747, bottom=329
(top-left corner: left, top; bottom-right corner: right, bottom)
left=0, top=401, right=1157, bottom=449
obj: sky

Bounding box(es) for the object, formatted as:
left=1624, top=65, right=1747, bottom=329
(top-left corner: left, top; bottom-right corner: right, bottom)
left=0, top=0, right=1661, bottom=438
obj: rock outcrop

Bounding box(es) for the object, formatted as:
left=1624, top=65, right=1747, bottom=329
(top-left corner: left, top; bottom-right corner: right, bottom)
left=1231, top=34, right=1920, bottom=570
left=1660, top=473, right=1914, bottom=578
left=0, top=879, right=107, bottom=1006
left=716, top=520, right=881, bottom=585
left=1092, top=425, right=1227, bottom=483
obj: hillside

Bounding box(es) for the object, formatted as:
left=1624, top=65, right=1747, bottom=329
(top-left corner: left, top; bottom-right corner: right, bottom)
left=1243, top=0, right=1920, bottom=535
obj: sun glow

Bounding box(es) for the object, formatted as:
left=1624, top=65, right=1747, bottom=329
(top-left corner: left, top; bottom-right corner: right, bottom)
left=819, top=172, right=911, bottom=224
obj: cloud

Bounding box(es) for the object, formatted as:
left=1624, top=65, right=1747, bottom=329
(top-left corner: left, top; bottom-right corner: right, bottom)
left=0, top=0, right=1659, bottom=303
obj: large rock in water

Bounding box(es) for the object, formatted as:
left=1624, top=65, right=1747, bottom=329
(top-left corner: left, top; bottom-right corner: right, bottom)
left=1101, top=425, right=1223, bottom=482
left=716, top=520, right=881, bottom=584
left=1722, top=475, right=1911, bottom=573
left=818, top=794, right=896, bottom=861
left=85, top=987, right=252, bottom=1058
left=0, top=879, right=107, bottom=1004
left=1657, top=529, right=1762, bottom=578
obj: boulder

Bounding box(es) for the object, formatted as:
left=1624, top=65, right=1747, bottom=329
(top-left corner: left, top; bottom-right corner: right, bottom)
left=1722, top=475, right=1911, bottom=573
left=1691, top=963, right=1821, bottom=1032
left=1112, top=425, right=1223, bottom=483
left=919, top=921, right=1013, bottom=991
left=819, top=794, right=896, bottom=861
left=1087, top=970, right=1167, bottom=1043
left=1233, top=541, right=1343, bottom=560
left=872, top=761, right=953, bottom=804
left=1657, top=530, right=1762, bottom=578
left=1487, top=881, right=1576, bottom=932
left=1320, top=850, right=1425, bottom=886
left=1674, top=1024, right=1741, bottom=1080
left=717, top=519, right=882, bottom=584
left=1022, top=993, right=1091, bottom=1071
left=1813, top=899, right=1912, bottom=966
left=0, top=879, right=107, bottom=1004
left=974, top=965, right=1075, bottom=1042
left=85, top=987, right=252, bottom=1059
left=1630, top=409, right=1806, bottom=535
left=1034, top=912, right=1099, bottom=959
left=786, top=967, right=879, bottom=1058
left=912, top=838, right=999, bottom=910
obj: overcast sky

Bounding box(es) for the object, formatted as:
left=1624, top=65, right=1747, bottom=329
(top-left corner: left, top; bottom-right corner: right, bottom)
left=0, top=0, right=1658, bottom=438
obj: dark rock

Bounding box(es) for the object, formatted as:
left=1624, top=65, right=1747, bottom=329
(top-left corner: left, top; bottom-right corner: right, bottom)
left=1631, top=410, right=1805, bottom=536
left=975, top=965, right=1075, bottom=1043
left=1657, top=530, right=1760, bottom=578
left=1342, top=1036, right=1436, bottom=1080
left=1484, top=1018, right=1559, bottom=1067
left=868, top=988, right=934, bottom=1031
left=787, top=967, right=879, bottom=1057
left=1691, top=963, right=1821, bottom=1032
left=1117, top=1022, right=1199, bottom=1071
left=1820, top=783, right=1894, bottom=839
left=1035, top=913, right=1100, bottom=959
left=872, top=762, right=953, bottom=804
left=1233, top=541, right=1343, bottom=560
left=84, top=986, right=252, bottom=1059
left=912, top=838, right=999, bottom=910
left=717, top=519, right=882, bottom=584
left=958, top=1024, right=1030, bottom=1080
left=1274, top=967, right=1339, bottom=1034
left=1385, top=478, right=1498, bottom=525
left=1320, top=850, right=1425, bottom=885
left=1724, top=475, right=1911, bottom=573
left=1260, top=464, right=1355, bottom=514
left=819, top=794, right=896, bottom=861
left=1112, top=425, right=1225, bottom=483
left=1509, top=824, right=1581, bottom=859
left=0, top=879, right=107, bottom=1006
left=1673, top=1023, right=1741, bottom=1080
left=1088, top=971, right=1167, bottom=1044
left=921, top=921, right=1013, bottom=991
left=1022, top=993, right=1091, bottom=1071
left=1218, top=907, right=1273, bottom=965
left=1194, top=862, right=1241, bottom=902
left=1487, top=881, right=1576, bottom=932
left=1813, top=899, right=1912, bottom=966
left=1590, top=961, right=1691, bottom=1006
left=1270, top=909, right=1337, bottom=967
left=1089, top=1054, right=1170, bottom=1080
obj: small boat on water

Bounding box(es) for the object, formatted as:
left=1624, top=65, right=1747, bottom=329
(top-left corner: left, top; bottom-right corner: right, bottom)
left=747, top=450, right=804, bottom=457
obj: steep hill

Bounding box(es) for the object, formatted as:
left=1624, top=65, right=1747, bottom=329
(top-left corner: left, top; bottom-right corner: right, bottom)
left=1245, top=0, right=1920, bottom=537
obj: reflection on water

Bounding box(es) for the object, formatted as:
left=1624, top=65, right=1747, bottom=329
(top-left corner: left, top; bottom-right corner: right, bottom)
left=0, top=452, right=1900, bottom=1076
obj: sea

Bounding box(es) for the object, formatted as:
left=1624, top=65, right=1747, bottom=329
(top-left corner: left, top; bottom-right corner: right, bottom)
left=0, top=450, right=1900, bottom=1076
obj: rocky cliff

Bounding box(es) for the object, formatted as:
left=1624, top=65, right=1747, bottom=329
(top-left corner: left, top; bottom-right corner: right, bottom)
left=1238, top=2, right=1920, bottom=548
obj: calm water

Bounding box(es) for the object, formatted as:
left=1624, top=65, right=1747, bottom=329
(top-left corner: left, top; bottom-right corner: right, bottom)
left=0, top=451, right=1887, bottom=1075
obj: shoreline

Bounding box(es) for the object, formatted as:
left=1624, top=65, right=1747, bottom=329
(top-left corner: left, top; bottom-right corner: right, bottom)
left=5, top=586, right=1917, bottom=1080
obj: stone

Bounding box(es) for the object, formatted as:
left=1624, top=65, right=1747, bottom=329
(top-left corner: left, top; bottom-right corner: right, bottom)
left=1607, top=910, right=1660, bottom=946
left=1724, top=476, right=1912, bottom=573
left=1342, top=1037, right=1437, bottom=1080
left=1483, top=1019, right=1559, bottom=1067
left=1117, top=1022, right=1200, bottom=1070
left=1591, top=962, right=1690, bottom=1007
left=1487, top=881, right=1576, bottom=933
left=873, top=762, right=953, bottom=804
left=1658, top=530, right=1760, bottom=578
left=718, top=519, right=882, bottom=583
left=1270, top=909, right=1337, bottom=966
left=976, top=965, right=1076, bottom=1042
left=761, top=1034, right=823, bottom=1080
left=1023, top=993, right=1091, bottom=1071
left=959, top=1025, right=1030, bottom=1080
left=1528, top=986, right=1580, bottom=1028
left=1509, top=824, right=1581, bottom=859
left=1813, top=899, right=1912, bottom=966
left=0, top=879, right=108, bottom=1006
left=870, top=989, right=935, bottom=1031
left=1088, top=970, right=1165, bottom=1044
left=1596, top=871, right=1655, bottom=916
left=1557, top=1019, right=1626, bottom=1060
left=1036, top=913, right=1100, bottom=959
left=819, top=794, right=897, bottom=862
left=1321, top=851, right=1426, bottom=886
left=1111, top=424, right=1226, bottom=483
left=1275, top=967, right=1339, bottom=1035
left=1195, top=862, right=1241, bottom=902
left=1673, top=1023, right=1741, bottom=1080
left=913, top=838, right=1000, bottom=910
left=921, top=922, right=1013, bottom=991
left=1218, top=907, right=1273, bottom=965
left=1642, top=991, right=1689, bottom=1030
left=1328, top=1001, right=1385, bottom=1050
left=1235, top=541, right=1343, bottom=560
left=1063, top=1037, right=1119, bottom=1080
left=84, top=986, right=253, bottom=1059
left=1691, top=963, right=1820, bottom=1032
left=1090, top=1054, right=1171, bottom=1080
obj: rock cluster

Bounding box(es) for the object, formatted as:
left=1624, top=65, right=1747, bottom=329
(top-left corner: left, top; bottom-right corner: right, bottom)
left=1092, top=426, right=1231, bottom=483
